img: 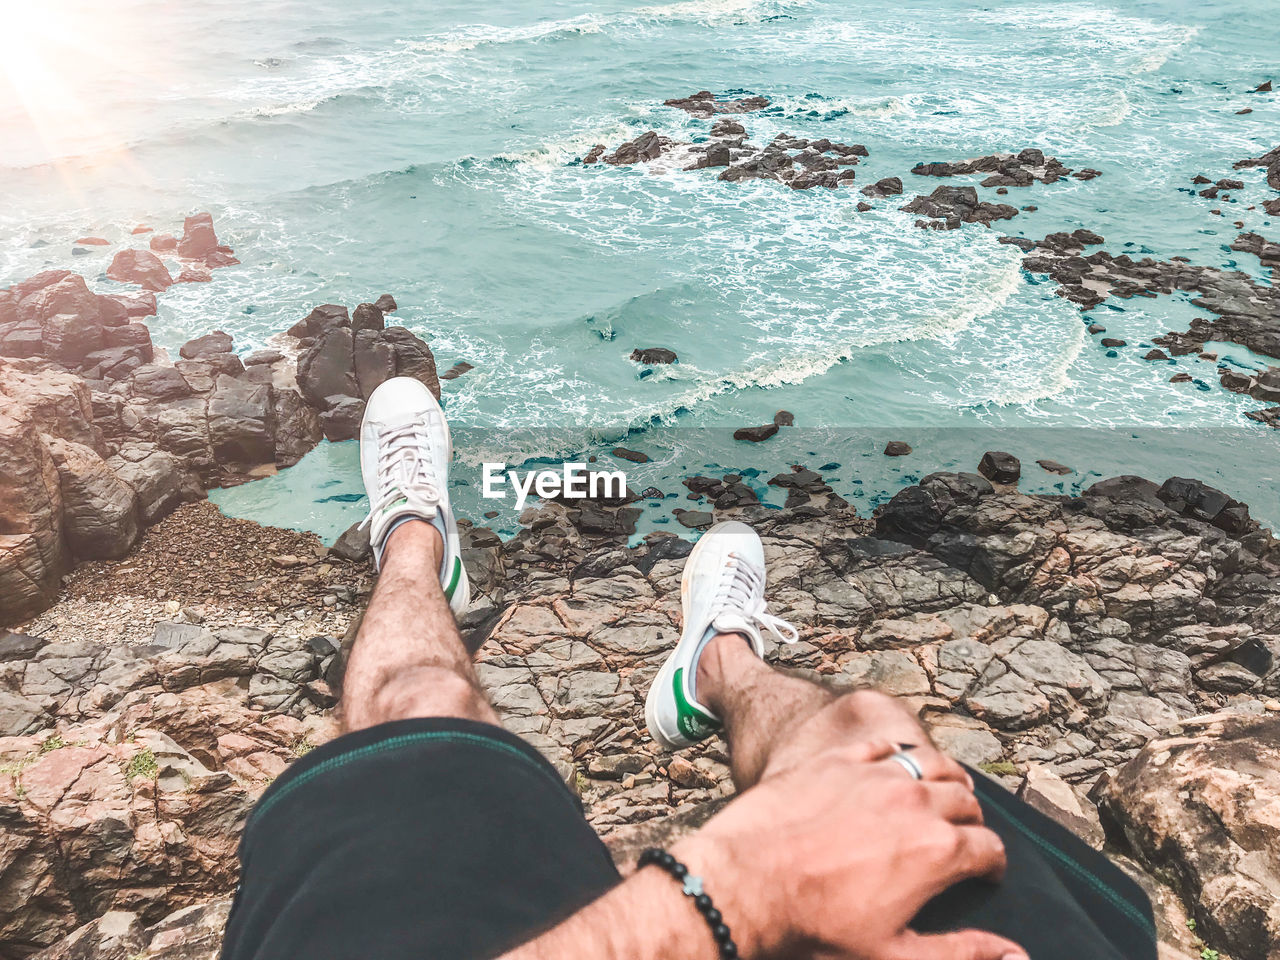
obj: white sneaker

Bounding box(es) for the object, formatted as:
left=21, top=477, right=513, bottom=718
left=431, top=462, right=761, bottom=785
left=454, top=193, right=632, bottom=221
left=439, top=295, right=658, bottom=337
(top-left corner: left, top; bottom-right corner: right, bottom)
left=645, top=520, right=797, bottom=750
left=358, top=377, right=470, bottom=614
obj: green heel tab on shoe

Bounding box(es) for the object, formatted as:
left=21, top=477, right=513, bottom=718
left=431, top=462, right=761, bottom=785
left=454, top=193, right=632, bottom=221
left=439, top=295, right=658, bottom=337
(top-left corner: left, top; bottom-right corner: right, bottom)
left=673, top=667, right=719, bottom=741
left=443, top=555, right=462, bottom=600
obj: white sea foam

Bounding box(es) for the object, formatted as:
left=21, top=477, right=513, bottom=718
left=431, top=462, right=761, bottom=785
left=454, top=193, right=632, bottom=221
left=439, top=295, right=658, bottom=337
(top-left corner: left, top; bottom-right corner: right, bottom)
left=405, top=15, right=606, bottom=54
left=633, top=0, right=807, bottom=24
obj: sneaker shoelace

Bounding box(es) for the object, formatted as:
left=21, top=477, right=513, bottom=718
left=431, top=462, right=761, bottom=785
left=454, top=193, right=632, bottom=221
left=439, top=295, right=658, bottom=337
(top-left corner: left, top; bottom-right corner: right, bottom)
left=713, top=554, right=799, bottom=644
left=358, top=420, right=442, bottom=531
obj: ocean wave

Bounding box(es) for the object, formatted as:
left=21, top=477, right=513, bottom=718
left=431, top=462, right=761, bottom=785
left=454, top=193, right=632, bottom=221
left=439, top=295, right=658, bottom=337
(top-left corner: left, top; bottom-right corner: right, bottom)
left=405, top=15, right=606, bottom=54
left=494, top=122, right=640, bottom=171
left=774, top=93, right=913, bottom=121
left=633, top=0, right=809, bottom=25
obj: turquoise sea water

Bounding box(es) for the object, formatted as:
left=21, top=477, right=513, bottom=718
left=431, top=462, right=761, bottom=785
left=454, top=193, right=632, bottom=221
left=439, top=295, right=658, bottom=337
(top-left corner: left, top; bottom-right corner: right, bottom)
left=1, top=0, right=1276, bottom=540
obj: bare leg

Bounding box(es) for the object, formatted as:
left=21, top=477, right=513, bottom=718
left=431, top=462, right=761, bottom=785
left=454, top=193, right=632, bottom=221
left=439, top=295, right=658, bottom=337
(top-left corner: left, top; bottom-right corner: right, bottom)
left=696, top=633, right=928, bottom=790
left=341, top=520, right=498, bottom=732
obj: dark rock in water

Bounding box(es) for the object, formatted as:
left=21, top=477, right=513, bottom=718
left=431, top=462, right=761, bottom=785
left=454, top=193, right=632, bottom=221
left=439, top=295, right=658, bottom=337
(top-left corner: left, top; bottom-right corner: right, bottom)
left=639, top=486, right=664, bottom=499
left=1191, top=174, right=1212, bottom=185
left=773, top=410, right=794, bottom=426
left=1072, top=169, right=1102, bottom=180
left=1144, top=349, right=1169, bottom=361
left=1230, top=232, right=1280, bottom=268
left=998, top=236, right=1035, bottom=252
left=1088, top=324, right=1106, bottom=334
left=631, top=347, right=677, bottom=364
left=883, top=441, right=912, bottom=457
left=664, top=90, right=770, bottom=117
left=583, top=144, right=606, bottom=165
left=900, top=186, right=1019, bottom=229
left=297, top=326, right=359, bottom=407
left=1266, top=198, right=1280, bottom=216
left=1171, top=372, right=1193, bottom=383
left=1036, top=459, right=1073, bottom=475
left=674, top=509, right=714, bottom=529
left=440, top=361, right=474, bottom=381
left=330, top=520, right=371, bottom=562
left=733, top=423, right=779, bottom=443
left=856, top=201, right=873, bottom=212
left=351, top=302, right=385, bottom=333
left=179, top=330, right=233, bottom=360
left=860, top=176, right=903, bottom=198
left=318, top=395, right=365, bottom=442
left=245, top=349, right=282, bottom=366
left=912, top=151, right=1076, bottom=186
left=978, top=450, right=1021, bottom=484
left=1217, top=178, right=1245, bottom=190
left=374, top=293, right=398, bottom=313
left=106, top=249, right=173, bottom=291
left=149, top=233, right=178, bottom=253
left=288, top=303, right=349, bottom=339
left=1246, top=406, right=1280, bottom=428
left=1100, top=338, right=1127, bottom=348
left=1256, top=79, right=1274, bottom=92
left=605, top=131, right=668, bottom=165
left=612, top=447, right=649, bottom=463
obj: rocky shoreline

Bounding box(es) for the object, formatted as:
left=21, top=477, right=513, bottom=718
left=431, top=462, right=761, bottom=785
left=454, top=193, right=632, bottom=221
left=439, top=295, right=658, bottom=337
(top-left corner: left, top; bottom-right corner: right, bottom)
left=3, top=460, right=1280, bottom=959
left=0, top=226, right=443, bottom=624
left=3, top=90, right=1280, bottom=960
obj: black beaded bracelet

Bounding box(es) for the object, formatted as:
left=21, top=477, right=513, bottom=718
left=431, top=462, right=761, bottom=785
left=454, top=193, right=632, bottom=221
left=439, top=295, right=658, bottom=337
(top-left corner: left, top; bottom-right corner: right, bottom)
left=638, top=847, right=738, bottom=959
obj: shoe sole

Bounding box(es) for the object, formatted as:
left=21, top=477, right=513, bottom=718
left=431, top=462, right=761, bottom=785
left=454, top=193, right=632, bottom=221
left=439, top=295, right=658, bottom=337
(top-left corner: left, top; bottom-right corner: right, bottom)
left=644, top=520, right=742, bottom=750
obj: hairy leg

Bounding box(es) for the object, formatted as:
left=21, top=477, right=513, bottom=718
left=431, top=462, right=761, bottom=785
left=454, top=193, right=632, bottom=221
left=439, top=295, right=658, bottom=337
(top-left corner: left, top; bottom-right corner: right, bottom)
left=341, top=520, right=498, bottom=732
left=697, top=633, right=932, bottom=790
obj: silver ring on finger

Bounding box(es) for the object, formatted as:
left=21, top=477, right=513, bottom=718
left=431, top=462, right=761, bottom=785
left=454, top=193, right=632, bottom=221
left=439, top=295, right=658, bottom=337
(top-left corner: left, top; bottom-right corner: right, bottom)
left=888, top=750, right=924, bottom=781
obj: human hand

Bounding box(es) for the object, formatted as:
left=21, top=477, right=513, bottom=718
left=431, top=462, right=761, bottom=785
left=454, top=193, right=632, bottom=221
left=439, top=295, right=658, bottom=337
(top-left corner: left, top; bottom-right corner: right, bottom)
left=759, top=688, right=968, bottom=790
left=673, top=739, right=1025, bottom=960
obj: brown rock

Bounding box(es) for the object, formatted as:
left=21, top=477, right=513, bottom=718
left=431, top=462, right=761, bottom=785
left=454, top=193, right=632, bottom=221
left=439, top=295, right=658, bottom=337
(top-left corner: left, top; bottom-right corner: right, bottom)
left=1098, top=711, right=1280, bottom=960
left=733, top=423, right=778, bottom=443
left=45, top=437, right=139, bottom=560
left=177, top=212, right=219, bottom=260
left=106, top=250, right=173, bottom=292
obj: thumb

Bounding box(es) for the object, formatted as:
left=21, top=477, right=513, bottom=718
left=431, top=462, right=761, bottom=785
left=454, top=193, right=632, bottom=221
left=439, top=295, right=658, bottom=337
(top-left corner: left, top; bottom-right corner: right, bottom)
left=884, top=928, right=1029, bottom=960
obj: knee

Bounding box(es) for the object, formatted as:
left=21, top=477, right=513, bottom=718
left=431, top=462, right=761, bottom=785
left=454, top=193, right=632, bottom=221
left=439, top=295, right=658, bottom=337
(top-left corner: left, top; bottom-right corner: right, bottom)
left=343, top=665, right=496, bottom=731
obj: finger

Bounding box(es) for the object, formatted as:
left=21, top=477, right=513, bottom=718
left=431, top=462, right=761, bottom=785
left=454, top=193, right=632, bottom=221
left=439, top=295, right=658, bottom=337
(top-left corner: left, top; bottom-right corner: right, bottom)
left=945, top=825, right=1008, bottom=886
left=844, top=738, right=900, bottom=764
left=884, top=928, right=1028, bottom=960
left=921, top=781, right=984, bottom=825
left=883, top=745, right=973, bottom=788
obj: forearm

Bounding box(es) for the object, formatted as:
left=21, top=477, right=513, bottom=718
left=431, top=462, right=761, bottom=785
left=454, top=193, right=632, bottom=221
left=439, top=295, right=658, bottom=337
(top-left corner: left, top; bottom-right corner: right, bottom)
left=497, top=841, right=755, bottom=960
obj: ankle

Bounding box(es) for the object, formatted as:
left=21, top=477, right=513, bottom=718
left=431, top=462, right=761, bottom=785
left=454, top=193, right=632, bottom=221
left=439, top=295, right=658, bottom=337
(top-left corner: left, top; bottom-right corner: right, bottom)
left=381, top=518, right=444, bottom=571
left=696, top=631, right=758, bottom=715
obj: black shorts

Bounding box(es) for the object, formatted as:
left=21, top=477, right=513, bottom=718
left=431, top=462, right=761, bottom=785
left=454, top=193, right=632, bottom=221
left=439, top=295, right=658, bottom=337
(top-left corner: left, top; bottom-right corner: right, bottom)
left=220, top=718, right=1157, bottom=960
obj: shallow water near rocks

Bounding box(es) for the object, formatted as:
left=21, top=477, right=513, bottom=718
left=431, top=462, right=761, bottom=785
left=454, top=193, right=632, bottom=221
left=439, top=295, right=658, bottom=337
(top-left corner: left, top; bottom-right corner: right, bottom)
left=2, top=0, right=1277, bottom=537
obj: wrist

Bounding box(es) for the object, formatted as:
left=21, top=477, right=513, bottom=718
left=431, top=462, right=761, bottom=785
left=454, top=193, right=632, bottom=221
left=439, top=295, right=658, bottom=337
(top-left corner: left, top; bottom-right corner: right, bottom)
left=669, top=834, right=782, bottom=960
